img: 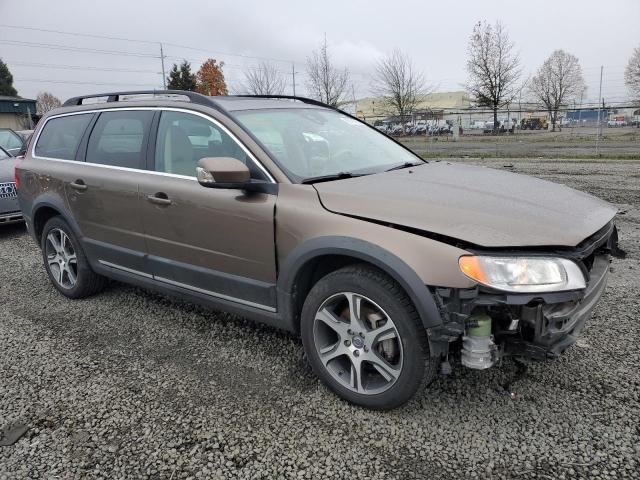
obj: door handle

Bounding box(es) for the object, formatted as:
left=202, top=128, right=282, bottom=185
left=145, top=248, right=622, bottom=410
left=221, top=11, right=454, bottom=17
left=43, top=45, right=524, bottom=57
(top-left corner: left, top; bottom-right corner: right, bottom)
left=146, top=192, right=172, bottom=206
left=69, top=179, right=87, bottom=191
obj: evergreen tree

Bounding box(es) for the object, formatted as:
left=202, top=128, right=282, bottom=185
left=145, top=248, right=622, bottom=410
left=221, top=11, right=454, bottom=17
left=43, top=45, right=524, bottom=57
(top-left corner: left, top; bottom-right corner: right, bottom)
left=0, top=59, right=18, bottom=97
left=166, top=60, right=197, bottom=91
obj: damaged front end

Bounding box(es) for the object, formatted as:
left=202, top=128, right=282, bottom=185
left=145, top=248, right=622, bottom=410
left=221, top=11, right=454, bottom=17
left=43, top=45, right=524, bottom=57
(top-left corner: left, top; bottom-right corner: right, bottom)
left=429, top=222, right=622, bottom=369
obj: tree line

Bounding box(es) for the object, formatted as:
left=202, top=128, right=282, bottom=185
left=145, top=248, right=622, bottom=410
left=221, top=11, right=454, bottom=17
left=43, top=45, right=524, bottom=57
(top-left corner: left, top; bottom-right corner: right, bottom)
left=0, top=20, right=639, bottom=130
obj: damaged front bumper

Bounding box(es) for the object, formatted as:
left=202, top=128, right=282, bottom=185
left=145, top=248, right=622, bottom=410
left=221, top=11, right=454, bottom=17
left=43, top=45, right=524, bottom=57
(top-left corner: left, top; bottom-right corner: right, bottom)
left=430, top=223, right=620, bottom=367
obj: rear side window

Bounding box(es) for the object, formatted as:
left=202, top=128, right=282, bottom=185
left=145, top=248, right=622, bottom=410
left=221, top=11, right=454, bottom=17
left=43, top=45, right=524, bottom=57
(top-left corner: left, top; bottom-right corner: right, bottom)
left=34, top=114, right=93, bottom=160
left=86, top=111, right=153, bottom=169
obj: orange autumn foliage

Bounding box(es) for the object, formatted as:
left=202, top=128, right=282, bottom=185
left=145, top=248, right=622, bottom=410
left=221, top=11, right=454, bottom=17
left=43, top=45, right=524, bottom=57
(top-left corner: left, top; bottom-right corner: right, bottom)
left=196, top=58, right=228, bottom=96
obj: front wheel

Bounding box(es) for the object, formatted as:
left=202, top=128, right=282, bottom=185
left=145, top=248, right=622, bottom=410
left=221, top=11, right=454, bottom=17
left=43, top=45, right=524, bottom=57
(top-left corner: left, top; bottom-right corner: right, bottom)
left=301, top=265, right=437, bottom=409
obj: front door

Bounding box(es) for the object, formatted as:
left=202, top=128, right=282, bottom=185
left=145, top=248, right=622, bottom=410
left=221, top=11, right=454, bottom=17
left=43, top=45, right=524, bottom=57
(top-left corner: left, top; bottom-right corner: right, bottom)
left=138, top=109, right=277, bottom=310
left=66, top=109, right=154, bottom=275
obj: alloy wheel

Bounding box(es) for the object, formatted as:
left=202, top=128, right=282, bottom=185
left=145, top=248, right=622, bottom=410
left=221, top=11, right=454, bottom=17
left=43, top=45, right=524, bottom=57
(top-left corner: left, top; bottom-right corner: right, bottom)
left=45, top=228, right=78, bottom=289
left=313, top=292, right=403, bottom=395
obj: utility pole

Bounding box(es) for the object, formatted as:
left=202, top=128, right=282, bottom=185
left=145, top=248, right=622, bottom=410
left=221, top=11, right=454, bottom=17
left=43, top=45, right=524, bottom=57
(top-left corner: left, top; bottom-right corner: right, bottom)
left=292, top=63, right=296, bottom=96
left=352, top=84, right=356, bottom=116
left=160, top=43, right=167, bottom=90
left=577, top=90, right=583, bottom=129
left=596, top=65, right=603, bottom=156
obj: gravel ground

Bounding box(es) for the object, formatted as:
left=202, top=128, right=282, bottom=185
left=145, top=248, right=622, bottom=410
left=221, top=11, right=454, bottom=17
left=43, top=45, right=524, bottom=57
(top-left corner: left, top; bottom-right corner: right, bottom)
left=1, top=158, right=639, bottom=479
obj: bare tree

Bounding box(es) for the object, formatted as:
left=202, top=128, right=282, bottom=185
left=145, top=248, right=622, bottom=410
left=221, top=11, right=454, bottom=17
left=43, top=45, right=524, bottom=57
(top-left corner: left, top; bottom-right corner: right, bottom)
left=242, top=62, right=286, bottom=95
left=625, top=45, right=640, bottom=99
left=305, top=37, right=349, bottom=106
left=529, top=50, right=586, bottom=131
left=466, top=21, right=521, bottom=132
left=371, top=49, right=425, bottom=134
left=36, top=91, right=61, bottom=115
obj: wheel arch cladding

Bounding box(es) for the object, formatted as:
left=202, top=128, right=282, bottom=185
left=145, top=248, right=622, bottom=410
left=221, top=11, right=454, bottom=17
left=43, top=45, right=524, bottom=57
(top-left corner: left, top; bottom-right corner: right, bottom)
left=32, top=198, right=80, bottom=244
left=277, top=236, right=444, bottom=334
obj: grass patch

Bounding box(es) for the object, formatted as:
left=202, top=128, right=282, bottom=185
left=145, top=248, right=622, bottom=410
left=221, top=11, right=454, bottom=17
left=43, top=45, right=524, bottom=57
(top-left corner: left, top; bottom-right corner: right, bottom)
left=416, top=152, right=640, bottom=161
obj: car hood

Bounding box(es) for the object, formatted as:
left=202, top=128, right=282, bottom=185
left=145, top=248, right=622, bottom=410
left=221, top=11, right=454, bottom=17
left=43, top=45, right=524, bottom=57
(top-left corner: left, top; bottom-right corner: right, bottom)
left=313, top=162, right=617, bottom=248
left=0, top=157, right=19, bottom=183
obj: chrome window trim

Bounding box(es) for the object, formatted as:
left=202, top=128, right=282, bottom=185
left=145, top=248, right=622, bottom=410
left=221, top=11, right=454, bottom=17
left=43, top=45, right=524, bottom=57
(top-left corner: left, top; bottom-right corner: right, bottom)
left=31, top=106, right=276, bottom=183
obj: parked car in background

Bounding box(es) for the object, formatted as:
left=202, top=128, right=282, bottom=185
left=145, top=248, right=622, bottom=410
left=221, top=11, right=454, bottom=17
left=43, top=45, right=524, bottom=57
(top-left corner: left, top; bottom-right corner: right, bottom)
left=15, top=129, right=34, bottom=142
left=17, top=90, right=621, bottom=409
left=607, top=119, right=626, bottom=127
left=0, top=145, right=23, bottom=225
left=0, top=128, right=26, bottom=156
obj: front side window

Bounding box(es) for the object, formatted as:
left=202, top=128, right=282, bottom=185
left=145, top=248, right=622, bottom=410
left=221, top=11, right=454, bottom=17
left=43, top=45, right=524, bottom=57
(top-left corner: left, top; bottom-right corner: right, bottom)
left=154, top=110, right=266, bottom=180
left=233, top=108, right=422, bottom=182
left=34, top=114, right=93, bottom=160
left=86, top=111, right=153, bottom=168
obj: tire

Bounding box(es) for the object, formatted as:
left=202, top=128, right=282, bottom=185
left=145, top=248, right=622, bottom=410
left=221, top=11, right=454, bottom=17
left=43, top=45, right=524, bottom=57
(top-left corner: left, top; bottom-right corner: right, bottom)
left=40, top=216, right=107, bottom=299
left=301, top=264, right=438, bottom=409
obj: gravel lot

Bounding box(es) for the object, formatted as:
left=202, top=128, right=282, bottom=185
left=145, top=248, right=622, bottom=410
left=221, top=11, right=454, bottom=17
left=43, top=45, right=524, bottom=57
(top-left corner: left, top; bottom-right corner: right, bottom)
left=1, top=158, right=639, bottom=479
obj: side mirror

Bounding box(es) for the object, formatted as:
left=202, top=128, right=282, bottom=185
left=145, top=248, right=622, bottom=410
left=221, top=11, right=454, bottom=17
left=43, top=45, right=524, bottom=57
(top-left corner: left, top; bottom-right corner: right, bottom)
left=197, top=157, right=250, bottom=189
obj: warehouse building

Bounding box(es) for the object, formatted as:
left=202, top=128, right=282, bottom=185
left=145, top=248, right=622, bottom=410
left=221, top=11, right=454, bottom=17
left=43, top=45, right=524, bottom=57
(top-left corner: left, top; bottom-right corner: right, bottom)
left=0, top=96, right=36, bottom=130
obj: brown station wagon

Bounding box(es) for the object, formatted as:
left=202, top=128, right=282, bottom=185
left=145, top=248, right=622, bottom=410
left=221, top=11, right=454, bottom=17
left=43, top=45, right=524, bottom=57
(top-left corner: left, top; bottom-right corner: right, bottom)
left=16, top=90, right=621, bottom=409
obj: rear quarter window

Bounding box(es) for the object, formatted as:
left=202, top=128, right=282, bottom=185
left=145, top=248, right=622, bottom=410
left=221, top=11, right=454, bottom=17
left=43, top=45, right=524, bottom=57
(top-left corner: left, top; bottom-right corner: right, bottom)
left=34, top=114, right=93, bottom=160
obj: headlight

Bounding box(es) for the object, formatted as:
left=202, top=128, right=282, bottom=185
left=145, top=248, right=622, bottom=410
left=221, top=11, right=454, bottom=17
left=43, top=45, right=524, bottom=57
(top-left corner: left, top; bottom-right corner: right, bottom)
left=458, top=255, right=586, bottom=293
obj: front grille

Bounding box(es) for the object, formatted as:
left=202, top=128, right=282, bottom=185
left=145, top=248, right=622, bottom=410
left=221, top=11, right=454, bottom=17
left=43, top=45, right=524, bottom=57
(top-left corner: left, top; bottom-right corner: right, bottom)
left=0, top=182, right=17, bottom=199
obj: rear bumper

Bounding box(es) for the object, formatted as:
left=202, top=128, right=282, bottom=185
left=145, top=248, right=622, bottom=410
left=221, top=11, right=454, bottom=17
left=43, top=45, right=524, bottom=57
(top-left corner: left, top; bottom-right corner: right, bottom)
left=0, top=210, right=23, bottom=225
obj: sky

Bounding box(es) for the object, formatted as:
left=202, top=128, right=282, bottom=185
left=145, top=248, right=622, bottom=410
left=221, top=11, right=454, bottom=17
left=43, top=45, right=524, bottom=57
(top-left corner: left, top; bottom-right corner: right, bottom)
left=0, top=0, right=638, bottom=105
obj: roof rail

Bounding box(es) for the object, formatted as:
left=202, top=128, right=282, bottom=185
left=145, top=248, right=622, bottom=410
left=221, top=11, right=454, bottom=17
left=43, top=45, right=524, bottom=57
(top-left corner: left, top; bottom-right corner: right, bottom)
left=232, top=94, right=340, bottom=111
left=62, top=90, right=216, bottom=107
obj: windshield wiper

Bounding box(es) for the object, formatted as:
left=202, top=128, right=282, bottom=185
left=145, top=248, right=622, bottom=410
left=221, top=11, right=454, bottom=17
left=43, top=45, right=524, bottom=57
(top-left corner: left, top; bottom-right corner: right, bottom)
left=301, top=172, right=364, bottom=184
left=384, top=161, right=424, bottom=172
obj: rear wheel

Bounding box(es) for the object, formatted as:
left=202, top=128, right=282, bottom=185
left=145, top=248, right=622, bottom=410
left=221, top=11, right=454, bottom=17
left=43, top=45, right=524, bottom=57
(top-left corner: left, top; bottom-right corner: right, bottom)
left=301, top=264, right=437, bottom=409
left=41, top=217, right=107, bottom=298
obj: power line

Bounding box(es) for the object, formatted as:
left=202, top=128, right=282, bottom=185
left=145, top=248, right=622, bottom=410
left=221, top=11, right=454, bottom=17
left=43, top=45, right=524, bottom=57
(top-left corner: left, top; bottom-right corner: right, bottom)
left=0, top=39, right=158, bottom=58
left=0, top=23, right=300, bottom=65
left=5, top=60, right=160, bottom=74
left=17, top=78, right=157, bottom=87
left=0, top=23, right=159, bottom=45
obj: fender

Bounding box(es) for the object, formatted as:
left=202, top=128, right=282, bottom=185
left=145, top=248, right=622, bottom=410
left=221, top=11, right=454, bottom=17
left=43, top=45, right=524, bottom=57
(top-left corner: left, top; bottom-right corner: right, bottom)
left=276, top=236, right=444, bottom=334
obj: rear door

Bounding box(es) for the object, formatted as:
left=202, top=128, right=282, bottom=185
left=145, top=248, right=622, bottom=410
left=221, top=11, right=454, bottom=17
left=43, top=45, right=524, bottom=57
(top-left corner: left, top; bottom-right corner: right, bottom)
left=65, top=109, right=154, bottom=275
left=138, top=108, right=277, bottom=311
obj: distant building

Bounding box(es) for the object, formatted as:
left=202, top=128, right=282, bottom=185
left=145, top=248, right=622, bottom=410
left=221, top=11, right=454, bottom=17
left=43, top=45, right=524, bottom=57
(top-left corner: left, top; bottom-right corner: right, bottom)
left=565, top=108, right=607, bottom=123
left=0, top=96, right=37, bottom=130
left=354, top=91, right=471, bottom=122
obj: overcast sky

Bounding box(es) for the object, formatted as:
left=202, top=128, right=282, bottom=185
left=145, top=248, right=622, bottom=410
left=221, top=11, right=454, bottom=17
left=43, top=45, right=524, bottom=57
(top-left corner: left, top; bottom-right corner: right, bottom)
left=1, top=0, right=638, bottom=104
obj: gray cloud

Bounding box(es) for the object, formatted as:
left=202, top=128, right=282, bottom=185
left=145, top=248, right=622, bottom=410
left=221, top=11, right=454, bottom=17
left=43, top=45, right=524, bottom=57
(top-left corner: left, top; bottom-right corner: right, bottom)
left=0, top=0, right=638, bottom=104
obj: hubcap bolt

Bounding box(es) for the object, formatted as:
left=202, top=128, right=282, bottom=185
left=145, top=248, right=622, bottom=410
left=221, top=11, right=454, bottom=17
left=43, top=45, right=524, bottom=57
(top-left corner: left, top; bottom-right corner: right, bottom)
left=359, top=332, right=364, bottom=338
left=347, top=329, right=352, bottom=335
left=364, top=346, right=369, bottom=352
left=353, top=350, right=360, bottom=357
left=344, top=340, right=351, bottom=347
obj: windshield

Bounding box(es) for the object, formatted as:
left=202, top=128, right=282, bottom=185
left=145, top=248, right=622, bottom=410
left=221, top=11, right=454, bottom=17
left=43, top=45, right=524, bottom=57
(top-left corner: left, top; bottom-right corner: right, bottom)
left=233, top=108, right=422, bottom=182
left=0, top=129, right=23, bottom=151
